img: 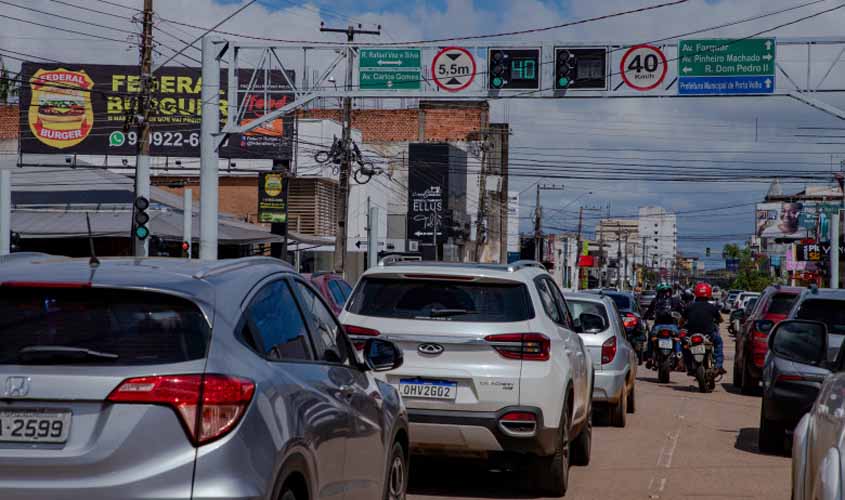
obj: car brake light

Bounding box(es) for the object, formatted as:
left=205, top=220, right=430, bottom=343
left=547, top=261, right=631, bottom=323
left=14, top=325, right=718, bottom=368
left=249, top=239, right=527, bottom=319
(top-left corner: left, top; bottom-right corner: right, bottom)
left=499, top=411, right=537, bottom=434
left=485, top=333, right=550, bottom=361
left=776, top=374, right=806, bottom=383
left=343, top=325, right=381, bottom=351
left=752, top=329, right=769, bottom=340
left=690, top=334, right=705, bottom=346
left=602, top=336, right=617, bottom=364
left=623, top=314, right=638, bottom=329
left=107, top=374, right=255, bottom=446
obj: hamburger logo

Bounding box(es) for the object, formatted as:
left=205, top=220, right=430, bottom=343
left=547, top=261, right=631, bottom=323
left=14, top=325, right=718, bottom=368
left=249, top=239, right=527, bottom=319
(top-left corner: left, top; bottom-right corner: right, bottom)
left=28, top=68, right=94, bottom=149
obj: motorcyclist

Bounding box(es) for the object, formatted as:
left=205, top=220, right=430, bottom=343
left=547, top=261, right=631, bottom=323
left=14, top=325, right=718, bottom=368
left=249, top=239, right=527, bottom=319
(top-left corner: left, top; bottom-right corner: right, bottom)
left=682, top=282, right=726, bottom=376
left=644, top=283, right=684, bottom=366
left=681, top=288, right=695, bottom=308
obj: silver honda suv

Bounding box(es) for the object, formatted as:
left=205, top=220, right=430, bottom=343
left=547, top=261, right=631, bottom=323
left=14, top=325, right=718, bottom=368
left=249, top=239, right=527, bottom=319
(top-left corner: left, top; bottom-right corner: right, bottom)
left=0, top=256, right=408, bottom=500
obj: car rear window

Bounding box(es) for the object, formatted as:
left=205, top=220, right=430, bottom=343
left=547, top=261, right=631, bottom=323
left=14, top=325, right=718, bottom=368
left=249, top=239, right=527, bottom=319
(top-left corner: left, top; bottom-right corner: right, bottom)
left=768, top=293, right=798, bottom=315
left=607, top=294, right=632, bottom=311
left=0, top=287, right=210, bottom=365
left=346, top=277, right=534, bottom=322
left=796, top=299, right=845, bottom=335
left=567, top=300, right=610, bottom=332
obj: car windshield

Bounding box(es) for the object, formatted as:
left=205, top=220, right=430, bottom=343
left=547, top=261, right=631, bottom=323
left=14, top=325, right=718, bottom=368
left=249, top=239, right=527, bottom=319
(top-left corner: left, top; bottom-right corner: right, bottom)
left=347, top=277, right=534, bottom=322
left=768, top=293, right=798, bottom=315
left=0, top=287, right=210, bottom=365
left=795, top=299, right=845, bottom=335
left=607, top=294, right=632, bottom=311
left=567, top=300, right=609, bottom=332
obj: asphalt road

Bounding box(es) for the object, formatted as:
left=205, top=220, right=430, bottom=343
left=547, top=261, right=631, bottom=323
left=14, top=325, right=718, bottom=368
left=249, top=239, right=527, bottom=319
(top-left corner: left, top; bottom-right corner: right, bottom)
left=408, top=325, right=791, bottom=500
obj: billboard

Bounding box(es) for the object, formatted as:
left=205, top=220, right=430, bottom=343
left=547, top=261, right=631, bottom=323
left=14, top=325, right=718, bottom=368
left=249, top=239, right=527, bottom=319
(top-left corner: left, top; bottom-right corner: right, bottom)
left=756, top=202, right=811, bottom=240
left=257, top=172, right=288, bottom=224
left=18, top=62, right=294, bottom=159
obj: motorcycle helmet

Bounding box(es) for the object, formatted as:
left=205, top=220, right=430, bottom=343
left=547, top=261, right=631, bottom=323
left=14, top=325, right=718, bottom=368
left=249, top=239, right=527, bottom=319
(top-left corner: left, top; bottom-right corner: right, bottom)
left=656, top=283, right=672, bottom=293
left=694, top=282, right=713, bottom=299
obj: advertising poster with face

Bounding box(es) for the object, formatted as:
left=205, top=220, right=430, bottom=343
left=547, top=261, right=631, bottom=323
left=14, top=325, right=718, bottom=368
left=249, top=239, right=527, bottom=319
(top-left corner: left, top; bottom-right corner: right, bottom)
left=756, top=202, right=810, bottom=239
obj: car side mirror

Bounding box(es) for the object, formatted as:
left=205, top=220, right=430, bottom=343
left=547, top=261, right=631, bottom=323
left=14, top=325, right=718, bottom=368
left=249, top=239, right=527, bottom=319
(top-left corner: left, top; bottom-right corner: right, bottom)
left=755, top=319, right=775, bottom=335
left=363, top=338, right=403, bottom=372
left=768, top=320, right=829, bottom=367
left=579, top=313, right=606, bottom=334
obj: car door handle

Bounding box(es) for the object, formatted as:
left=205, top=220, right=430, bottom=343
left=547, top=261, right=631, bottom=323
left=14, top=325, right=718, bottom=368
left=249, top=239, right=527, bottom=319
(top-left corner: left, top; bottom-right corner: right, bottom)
left=339, top=385, right=356, bottom=399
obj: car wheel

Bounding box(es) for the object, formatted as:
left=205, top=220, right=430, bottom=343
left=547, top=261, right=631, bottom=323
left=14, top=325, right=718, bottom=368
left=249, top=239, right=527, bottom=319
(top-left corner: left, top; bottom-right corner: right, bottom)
left=571, top=407, right=592, bottom=466
left=759, top=399, right=784, bottom=454
left=626, top=380, right=636, bottom=414
left=741, top=361, right=757, bottom=396
left=535, top=404, right=570, bottom=497
left=610, top=385, right=627, bottom=428
left=384, top=441, right=408, bottom=500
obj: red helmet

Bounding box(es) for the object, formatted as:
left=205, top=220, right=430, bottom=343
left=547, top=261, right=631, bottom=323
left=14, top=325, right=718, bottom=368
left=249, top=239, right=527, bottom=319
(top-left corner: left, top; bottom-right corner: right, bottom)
left=694, top=282, right=712, bottom=299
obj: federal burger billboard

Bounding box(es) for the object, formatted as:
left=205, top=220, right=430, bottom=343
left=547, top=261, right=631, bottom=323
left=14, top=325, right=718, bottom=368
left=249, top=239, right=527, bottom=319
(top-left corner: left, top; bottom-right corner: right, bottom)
left=19, top=62, right=295, bottom=159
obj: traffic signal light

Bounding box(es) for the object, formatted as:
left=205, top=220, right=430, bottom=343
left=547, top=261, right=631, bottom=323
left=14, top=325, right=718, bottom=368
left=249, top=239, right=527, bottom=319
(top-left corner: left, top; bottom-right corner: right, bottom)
left=133, top=196, right=150, bottom=240
left=556, top=49, right=577, bottom=88
left=705, top=247, right=711, bottom=257
left=554, top=47, right=608, bottom=90
left=181, top=240, right=191, bottom=257
left=488, top=48, right=540, bottom=90
left=9, top=231, right=20, bottom=251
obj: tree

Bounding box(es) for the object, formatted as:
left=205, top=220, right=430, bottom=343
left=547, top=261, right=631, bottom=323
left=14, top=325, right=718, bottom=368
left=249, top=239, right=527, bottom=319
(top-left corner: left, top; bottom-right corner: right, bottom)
left=722, top=243, right=777, bottom=292
left=0, top=59, right=18, bottom=104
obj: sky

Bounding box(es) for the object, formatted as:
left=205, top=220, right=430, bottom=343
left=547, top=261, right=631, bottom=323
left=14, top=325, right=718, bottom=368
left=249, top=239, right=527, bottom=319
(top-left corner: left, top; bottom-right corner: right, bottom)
left=2, top=0, right=845, bottom=267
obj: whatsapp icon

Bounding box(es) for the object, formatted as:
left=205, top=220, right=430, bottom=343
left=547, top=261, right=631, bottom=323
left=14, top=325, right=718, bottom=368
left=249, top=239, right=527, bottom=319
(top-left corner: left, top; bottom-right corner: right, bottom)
left=109, top=131, right=126, bottom=147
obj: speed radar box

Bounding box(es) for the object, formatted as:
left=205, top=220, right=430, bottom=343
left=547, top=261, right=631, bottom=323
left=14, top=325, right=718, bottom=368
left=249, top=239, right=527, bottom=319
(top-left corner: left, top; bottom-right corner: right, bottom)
left=18, top=62, right=295, bottom=159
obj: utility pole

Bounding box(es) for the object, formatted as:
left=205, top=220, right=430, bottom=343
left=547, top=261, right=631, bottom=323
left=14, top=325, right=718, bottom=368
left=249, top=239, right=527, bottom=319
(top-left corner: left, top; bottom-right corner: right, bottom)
left=134, top=0, right=154, bottom=257
left=199, top=35, right=220, bottom=261
left=616, top=223, right=623, bottom=290
left=533, top=184, right=565, bottom=262
left=475, top=134, right=489, bottom=263
left=321, top=23, right=380, bottom=276
left=623, top=231, right=630, bottom=291
left=642, top=235, right=647, bottom=287
left=598, top=225, right=605, bottom=288
left=0, top=170, right=10, bottom=256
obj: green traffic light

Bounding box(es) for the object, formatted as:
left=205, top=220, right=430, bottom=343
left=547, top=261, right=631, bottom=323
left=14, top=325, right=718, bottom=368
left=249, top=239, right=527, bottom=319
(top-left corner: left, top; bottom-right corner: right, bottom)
left=135, top=226, right=150, bottom=240
left=558, top=77, right=570, bottom=87
left=492, top=77, right=503, bottom=88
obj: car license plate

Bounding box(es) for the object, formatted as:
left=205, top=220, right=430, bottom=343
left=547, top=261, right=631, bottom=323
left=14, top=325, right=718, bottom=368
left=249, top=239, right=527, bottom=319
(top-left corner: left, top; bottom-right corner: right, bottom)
left=658, top=339, right=673, bottom=349
left=399, top=379, right=457, bottom=400
left=0, top=410, right=71, bottom=444
left=690, top=345, right=706, bottom=355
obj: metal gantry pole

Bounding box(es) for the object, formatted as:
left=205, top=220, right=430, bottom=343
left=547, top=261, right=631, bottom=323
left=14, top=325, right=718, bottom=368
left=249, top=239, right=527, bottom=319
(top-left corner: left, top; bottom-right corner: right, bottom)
left=183, top=189, right=192, bottom=259
left=200, top=35, right=220, bottom=260
left=0, top=170, right=10, bottom=256
left=833, top=210, right=841, bottom=289
left=133, top=0, right=154, bottom=257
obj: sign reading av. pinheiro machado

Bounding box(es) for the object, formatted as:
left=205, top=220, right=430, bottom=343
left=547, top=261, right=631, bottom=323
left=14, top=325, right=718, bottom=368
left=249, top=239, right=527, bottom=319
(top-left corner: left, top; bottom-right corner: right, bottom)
left=678, top=38, right=775, bottom=95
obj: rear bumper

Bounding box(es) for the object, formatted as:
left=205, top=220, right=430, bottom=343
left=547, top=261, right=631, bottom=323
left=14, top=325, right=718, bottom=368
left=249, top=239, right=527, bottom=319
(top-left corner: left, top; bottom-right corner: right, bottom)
left=592, top=369, right=626, bottom=403
left=763, top=384, right=820, bottom=428
left=408, top=406, right=558, bottom=456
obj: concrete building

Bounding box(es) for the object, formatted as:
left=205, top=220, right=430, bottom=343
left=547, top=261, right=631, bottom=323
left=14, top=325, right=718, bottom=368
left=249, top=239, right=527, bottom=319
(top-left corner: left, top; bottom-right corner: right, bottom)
left=595, top=219, right=640, bottom=289
left=638, top=206, right=678, bottom=275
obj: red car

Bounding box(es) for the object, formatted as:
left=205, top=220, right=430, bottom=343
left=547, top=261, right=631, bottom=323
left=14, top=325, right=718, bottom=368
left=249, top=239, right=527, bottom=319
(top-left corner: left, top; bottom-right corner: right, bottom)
left=733, top=285, right=801, bottom=395
left=304, top=272, right=353, bottom=316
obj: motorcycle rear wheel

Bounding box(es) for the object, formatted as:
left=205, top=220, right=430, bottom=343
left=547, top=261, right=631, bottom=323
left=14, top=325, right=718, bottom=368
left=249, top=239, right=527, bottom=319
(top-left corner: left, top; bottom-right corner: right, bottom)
left=658, top=363, right=670, bottom=384
left=696, top=365, right=708, bottom=393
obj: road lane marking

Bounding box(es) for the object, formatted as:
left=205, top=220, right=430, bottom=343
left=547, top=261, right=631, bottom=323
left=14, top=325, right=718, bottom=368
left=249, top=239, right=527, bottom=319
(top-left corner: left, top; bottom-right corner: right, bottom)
left=648, top=396, right=690, bottom=499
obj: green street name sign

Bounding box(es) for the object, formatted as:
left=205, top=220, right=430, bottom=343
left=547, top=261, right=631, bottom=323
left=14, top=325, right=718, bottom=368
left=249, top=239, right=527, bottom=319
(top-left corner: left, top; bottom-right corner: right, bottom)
left=359, top=48, right=421, bottom=90
left=679, top=38, right=775, bottom=77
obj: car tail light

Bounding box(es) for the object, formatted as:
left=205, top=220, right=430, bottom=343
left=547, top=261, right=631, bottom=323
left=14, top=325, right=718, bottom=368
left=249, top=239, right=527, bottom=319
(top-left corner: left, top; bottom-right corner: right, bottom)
left=107, top=374, right=255, bottom=446
left=690, top=334, right=705, bottom=346
left=623, top=313, right=638, bottom=329
left=485, top=333, right=550, bottom=361
left=776, top=374, right=806, bottom=383
left=499, top=411, right=537, bottom=435
left=658, top=329, right=673, bottom=339
left=753, top=352, right=766, bottom=368
left=343, top=324, right=381, bottom=351
left=601, top=336, right=617, bottom=364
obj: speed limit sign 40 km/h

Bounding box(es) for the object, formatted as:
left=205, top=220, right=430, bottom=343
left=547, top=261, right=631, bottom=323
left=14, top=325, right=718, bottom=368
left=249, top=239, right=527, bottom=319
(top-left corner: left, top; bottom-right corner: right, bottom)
left=620, top=44, right=668, bottom=91
left=432, top=46, right=476, bottom=92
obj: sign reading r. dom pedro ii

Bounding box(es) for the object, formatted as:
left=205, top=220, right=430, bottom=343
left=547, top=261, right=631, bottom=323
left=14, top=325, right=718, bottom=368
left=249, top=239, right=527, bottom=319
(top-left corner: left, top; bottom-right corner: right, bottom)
left=258, top=173, right=289, bottom=224
left=19, top=62, right=295, bottom=159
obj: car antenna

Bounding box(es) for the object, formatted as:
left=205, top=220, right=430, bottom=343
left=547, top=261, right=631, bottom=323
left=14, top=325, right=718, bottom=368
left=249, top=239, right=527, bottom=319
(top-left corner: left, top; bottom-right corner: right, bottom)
left=85, top=212, right=100, bottom=268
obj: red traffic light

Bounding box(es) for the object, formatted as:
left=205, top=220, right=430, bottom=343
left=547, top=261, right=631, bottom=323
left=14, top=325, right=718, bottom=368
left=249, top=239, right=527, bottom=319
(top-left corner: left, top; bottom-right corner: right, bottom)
left=181, top=241, right=190, bottom=251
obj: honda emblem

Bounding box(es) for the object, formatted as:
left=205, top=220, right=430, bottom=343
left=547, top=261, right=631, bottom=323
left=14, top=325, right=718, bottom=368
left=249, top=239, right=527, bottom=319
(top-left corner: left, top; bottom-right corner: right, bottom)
left=4, top=376, right=31, bottom=398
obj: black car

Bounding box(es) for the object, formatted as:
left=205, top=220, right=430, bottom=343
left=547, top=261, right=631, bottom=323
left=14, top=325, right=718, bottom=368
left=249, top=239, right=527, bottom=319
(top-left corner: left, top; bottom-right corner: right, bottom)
left=589, top=290, right=648, bottom=341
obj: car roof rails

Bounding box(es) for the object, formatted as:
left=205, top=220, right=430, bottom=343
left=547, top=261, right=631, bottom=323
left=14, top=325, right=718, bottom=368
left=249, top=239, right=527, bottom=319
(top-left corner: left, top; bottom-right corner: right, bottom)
left=378, top=255, right=423, bottom=266
left=193, top=256, right=292, bottom=280
left=506, top=260, right=546, bottom=272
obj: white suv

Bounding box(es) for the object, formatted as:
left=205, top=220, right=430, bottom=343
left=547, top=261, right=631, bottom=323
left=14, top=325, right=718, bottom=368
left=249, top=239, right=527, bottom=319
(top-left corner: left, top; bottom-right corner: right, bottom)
left=340, top=260, right=594, bottom=497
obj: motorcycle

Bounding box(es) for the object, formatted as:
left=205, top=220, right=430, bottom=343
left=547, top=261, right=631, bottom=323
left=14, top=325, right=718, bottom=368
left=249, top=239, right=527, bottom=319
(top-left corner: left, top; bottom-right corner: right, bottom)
left=683, top=330, right=718, bottom=393
left=650, top=324, right=680, bottom=384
